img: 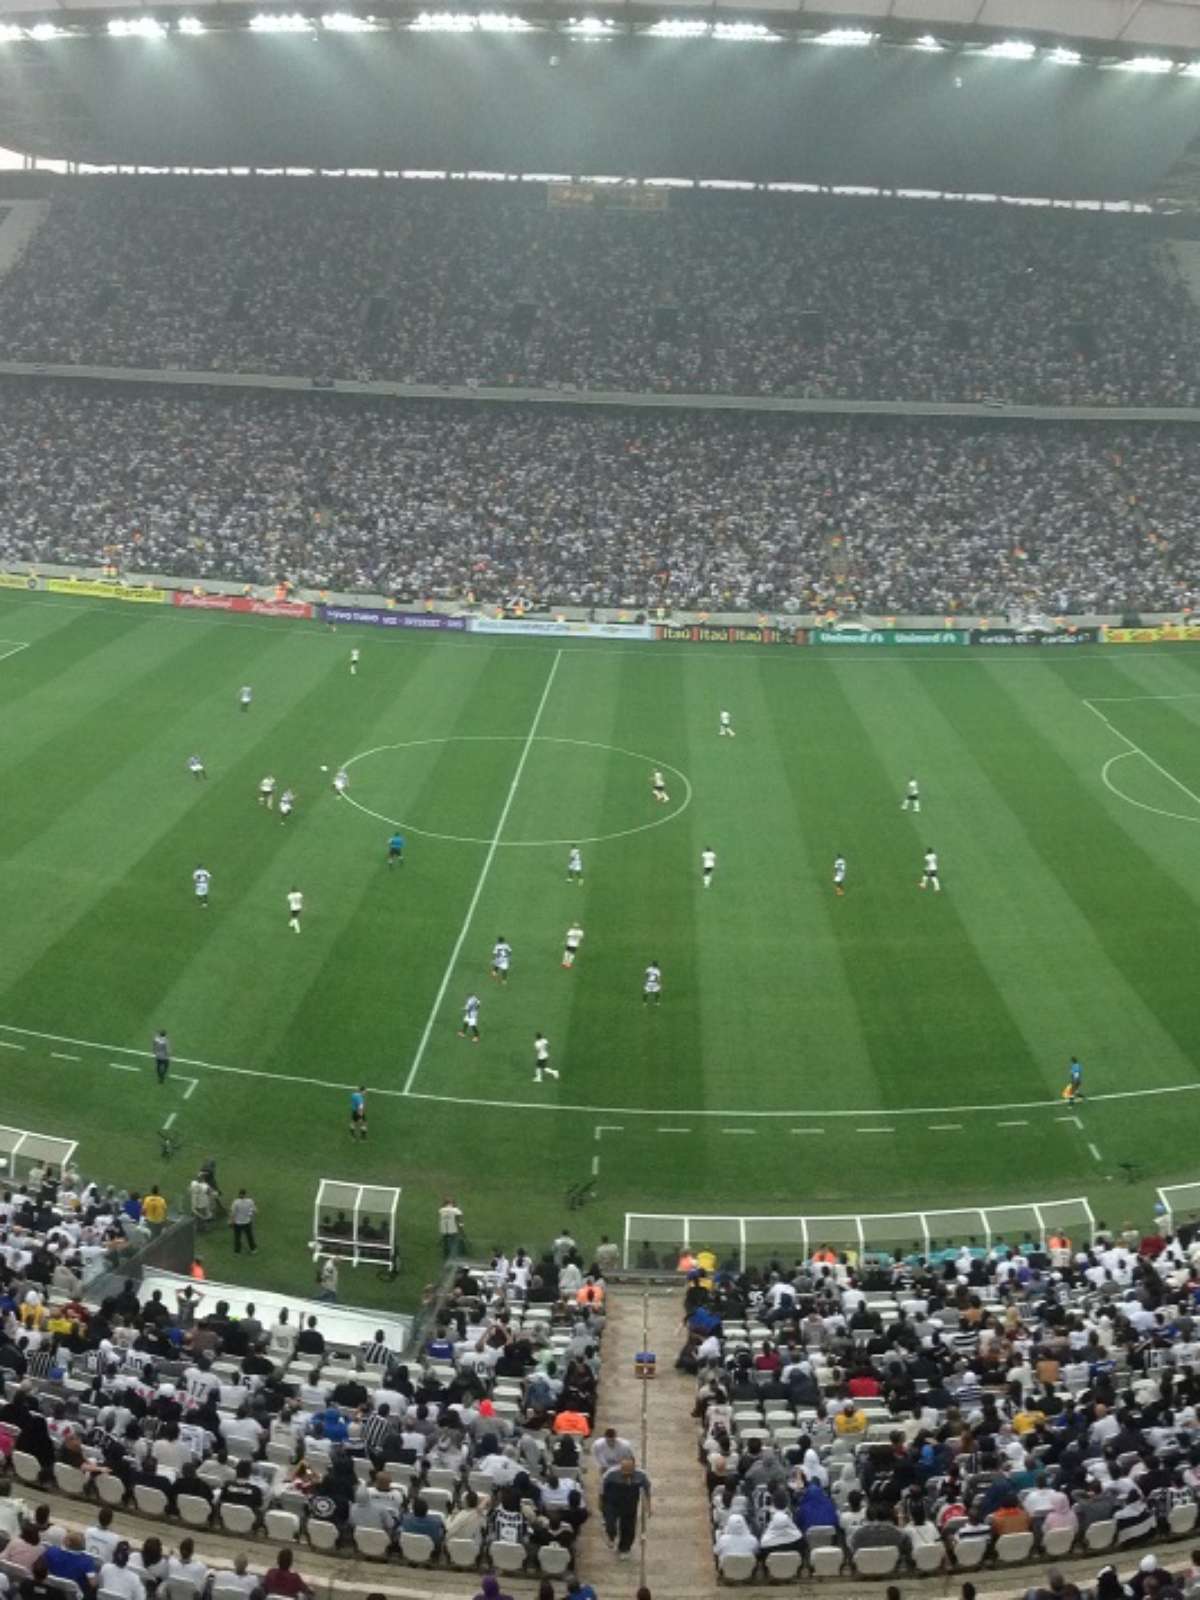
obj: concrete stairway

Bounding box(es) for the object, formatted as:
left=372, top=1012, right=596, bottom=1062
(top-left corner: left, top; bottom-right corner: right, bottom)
left=580, top=1282, right=713, bottom=1600
left=0, top=198, right=49, bottom=279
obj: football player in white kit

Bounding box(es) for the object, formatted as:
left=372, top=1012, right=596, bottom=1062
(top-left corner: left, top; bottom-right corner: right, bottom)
left=643, top=962, right=662, bottom=1005
left=350, top=648, right=360, bottom=676
left=701, top=847, right=717, bottom=888
left=567, top=847, right=584, bottom=885
left=651, top=770, right=669, bottom=804
left=458, top=994, right=480, bottom=1041
left=333, top=768, right=349, bottom=796
left=533, top=1032, right=558, bottom=1082
left=919, top=848, right=941, bottom=892
left=258, top=774, right=277, bottom=809
left=187, top=755, right=207, bottom=781
left=562, top=924, right=584, bottom=969
left=278, top=788, right=295, bottom=823
left=287, top=887, right=304, bottom=932
left=239, top=685, right=253, bottom=712
left=193, top=865, right=211, bottom=907
left=833, top=855, right=847, bottom=898
left=902, top=777, right=920, bottom=813
left=719, top=710, right=735, bottom=738
left=491, top=937, right=512, bottom=984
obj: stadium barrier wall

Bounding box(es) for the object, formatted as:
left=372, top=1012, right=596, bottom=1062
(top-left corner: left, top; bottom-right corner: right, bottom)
left=470, top=615, right=654, bottom=640
left=622, top=1197, right=1096, bottom=1270
left=654, top=623, right=808, bottom=645
left=811, top=627, right=969, bottom=646
left=322, top=604, right=467, bottom=631
left=139, top=1267, right=411, bottom=1350
left=1103, top=624, right=1200, bottom=644
left=172, top=590, right=312, bottom=619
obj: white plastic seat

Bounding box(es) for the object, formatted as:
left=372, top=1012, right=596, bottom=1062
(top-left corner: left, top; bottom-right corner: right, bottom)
left=11, top=1450, right=41, bottom=1485
left=53, top=1464, right=86, bottom=1498
left=133, top=1486, right=169, bottom=1518
left=1040, top=1526, right=1075, bottom=1559
left=537, top=1544, right=571, bottom=1576
left=164, top=1580, right=201, bottom=1600
left=307, top=1519, right=340, bottom=1552
left=265, top=1510, right=300, bottom=1542
left=1084, top=1519, right=1117, bottom=1553
left=953, top=1536, right=989, bottom=1569
left=854, top=1545, right=900, bottom=1577
left=423, top=1488, right=453, bottom=1515
left=219, top=1502, right=256, bottom=1536
left=805, top=1526, right=837, bottom=1548
left=446, top=1536, right=480, bottom=1569
left=95, top=1474, right=125, bottom=1507
left=764, top=1551, right=801, bottom=1581
left=995, top=1531, right=1035, bottom=1564
left=718, top=1552, right=757, bottom=1583
left=427, top=1468, right=459, bottom=1492
left=808, top=1545, right=843, bottom=1577
left=176, top=1494, right=213, bottom=1528
left=1170, top=1503, right=1199, bottom=1536
left=489, top=1540, right=528, bottom=1573
left=912, top=1541, right=945, bottom=1573
left=355, top=1526, right=392, bottom=1560
left=398, top=1531, right=436, bottom=1566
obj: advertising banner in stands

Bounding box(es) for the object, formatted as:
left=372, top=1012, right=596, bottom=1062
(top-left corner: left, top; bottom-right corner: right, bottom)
left=45, top=578, right=166, bottom=603
left=0, top=573, right=38, bottom=590
left=970, top=628, right=1100, bottom=647
left=812, top=628, right=968, bottom=646
left=655, top=624, right=808, bottom=645
left=173, top=592, right=312, bottom=619
left=471, top=616, right=653, bottom=640
left=1104, top=624, right=1200, bottom=644
left=322, top=605, right=467, bottom=631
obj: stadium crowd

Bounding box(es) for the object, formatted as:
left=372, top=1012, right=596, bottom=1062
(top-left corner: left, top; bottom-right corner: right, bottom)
left=679, top=1220, right=1200, bottom=1582
left=0, top=1169, right=620, bottom=1580
left=0, top=381, right=1198, bottom=615
left=0, top=181, right=1198, bottom=406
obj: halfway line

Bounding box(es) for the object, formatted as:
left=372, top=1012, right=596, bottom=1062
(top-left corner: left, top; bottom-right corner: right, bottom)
left=400, top=649, right=563, bottom=1097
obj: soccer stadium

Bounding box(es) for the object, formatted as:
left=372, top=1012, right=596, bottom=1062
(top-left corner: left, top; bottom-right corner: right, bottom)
left=10, top=0, right=1200, bottom=1597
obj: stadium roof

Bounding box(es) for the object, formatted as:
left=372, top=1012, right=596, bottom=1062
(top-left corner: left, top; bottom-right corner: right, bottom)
left=0, top=0, right=1198, bottom=50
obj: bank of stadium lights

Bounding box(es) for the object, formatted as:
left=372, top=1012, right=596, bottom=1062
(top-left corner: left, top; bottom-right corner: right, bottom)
left=177, top=16, right=206, bottom=31
left=249, top=12, right=313, bottom=28
left=645, top=19, right=707, bottom=37
left=913, top=34, right=943, bottom=52
left=563, top=16, right=614, bottom=36
left=410, top=10, right=530, bottom=27
left=984, top=39, right=1035, bottom=60
left=815, top=28, right=875, bottom=46
left=1048, top=46, right=1082, bottom=65
left=1118, top=55, right=1174, bottom=73
left=108, top=17, right=166, bottom=37
left=712, top=22, right=779, bottom=41
left=321, top=13, right=380, bottom=29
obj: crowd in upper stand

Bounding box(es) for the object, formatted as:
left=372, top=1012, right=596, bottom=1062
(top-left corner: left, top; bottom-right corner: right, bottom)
left=680, top=1220, right=1200, bottom=1583
left=0, top=181, right=1198, bottom=407
left=0, top=381, right=1198, bottom=616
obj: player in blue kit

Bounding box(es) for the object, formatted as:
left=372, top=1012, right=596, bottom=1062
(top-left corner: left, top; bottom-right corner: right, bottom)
left=387, top=832, right=405, bottom=867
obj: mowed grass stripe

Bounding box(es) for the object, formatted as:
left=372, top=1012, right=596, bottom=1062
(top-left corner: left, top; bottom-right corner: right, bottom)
left=837, top=659, right=1193, bottom=1102
left=923, top=662, right=1200, bottom=1088
left=768, top=660, right=1039, bottom=1113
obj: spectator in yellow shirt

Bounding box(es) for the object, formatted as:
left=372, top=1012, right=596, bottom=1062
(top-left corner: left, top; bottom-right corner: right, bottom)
left=141, top=1188, right=168, bottom=1230
left=835, top=1402, right=868, bottom=1437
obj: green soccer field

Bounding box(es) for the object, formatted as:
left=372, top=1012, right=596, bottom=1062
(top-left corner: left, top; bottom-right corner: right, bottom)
left=3, top=591, right=1200, bottom=1308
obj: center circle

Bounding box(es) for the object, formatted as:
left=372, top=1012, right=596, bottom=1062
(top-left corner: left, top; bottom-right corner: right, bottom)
left=339, top=736, right=693, bottom=847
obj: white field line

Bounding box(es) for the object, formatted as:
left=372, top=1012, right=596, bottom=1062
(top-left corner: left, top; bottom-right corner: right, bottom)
left=0, top=1041, right=23, bottom=1050
left=108, top=1063, right=139, bottom=1073
left=400, top=650, right=563, bottom=1097
left=179, top=1076, right=199, bottom=1100
left=1088, top=1142, right=1103, bottom=1162
left=591, top=1154, right=600, bottom=1177
left=928, top=1123, right=963, bottom=1131
left=594, top=1124, right=625, bottom=1140
left=50, top=1051, right=80, bottom=1062
left=0, top=640, right=29, bottom=665
left=4, top=1020, right=1198, bottom=1122
left=161, top=1112, right=177, bottom=1131
left=1085, top=699, right=1200, bottom=815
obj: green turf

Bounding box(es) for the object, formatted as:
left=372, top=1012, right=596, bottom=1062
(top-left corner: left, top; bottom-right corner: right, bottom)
left=3, top=592, right=1200, bottom=1308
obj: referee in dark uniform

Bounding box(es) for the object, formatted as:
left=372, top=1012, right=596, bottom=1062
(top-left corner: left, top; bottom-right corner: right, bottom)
left=153, top=1030, right=171, bottom=1085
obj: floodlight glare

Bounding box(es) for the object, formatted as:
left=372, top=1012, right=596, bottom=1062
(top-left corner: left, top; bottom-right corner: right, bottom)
left=912, top=34, right=943, bottom=52
left=1119, top=55, right=1174, bottom=73
left=712, top=21, right=777, bottom=41
left=985, top=40, right=1035, bottom=60
left=477, top=13, right=533, bottom=29
left=1182, top=61, right=1200, bottom=77
left=0, top=22, right=23, bottom=39
left=249, top=12, right=313, bottom=29
left=646, top=19, right=708, bottom=36
left=108, top=17, right=167, bottom=37
left=321, top=12, right=378, bottom=28
left=176, top=15, right=206, bottom=31
left=411, top=10, right=476, bottom=28
left=27, top=23, right=65, bottom=39
left=816, top=28, right=876, bottom=47
left=1048, top=46, right=1082, bottom=65
left=564, top=16, right=613, bottom=34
